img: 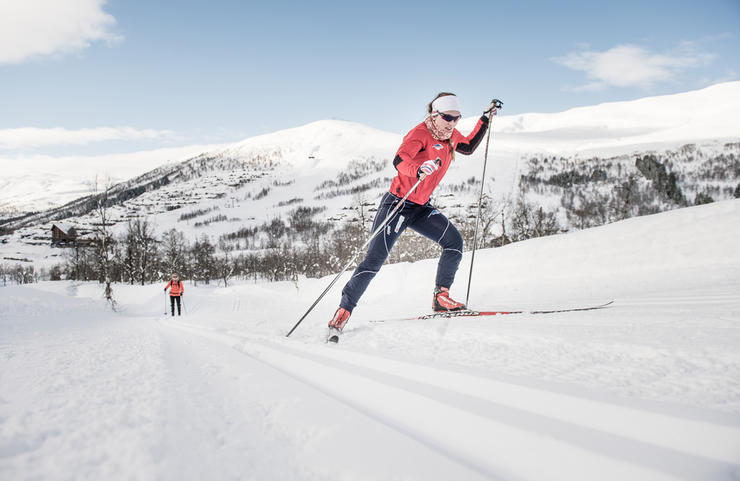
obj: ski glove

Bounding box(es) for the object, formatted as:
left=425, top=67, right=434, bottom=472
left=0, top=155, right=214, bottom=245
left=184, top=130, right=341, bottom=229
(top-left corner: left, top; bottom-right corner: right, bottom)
left=418, top=158, right=441, bottom=179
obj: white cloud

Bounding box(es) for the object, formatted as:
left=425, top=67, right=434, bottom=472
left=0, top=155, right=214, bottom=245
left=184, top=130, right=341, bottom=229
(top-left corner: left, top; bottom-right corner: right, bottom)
left=0, top=0, right=121, bottom=64
left=553, top=43, right=715, bottom=90
left=0, top=127, right=175, bottom=150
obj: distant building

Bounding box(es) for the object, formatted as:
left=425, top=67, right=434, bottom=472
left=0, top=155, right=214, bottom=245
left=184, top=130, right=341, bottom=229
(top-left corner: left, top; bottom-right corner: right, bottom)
left=51, top=223, right=77, bottom=246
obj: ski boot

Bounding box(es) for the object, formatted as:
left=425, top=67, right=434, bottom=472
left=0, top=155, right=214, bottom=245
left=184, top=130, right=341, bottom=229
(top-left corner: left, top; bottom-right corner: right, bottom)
left=433, top=286, right=466, bottom=312
left=327, top=307, right=351, bottom=343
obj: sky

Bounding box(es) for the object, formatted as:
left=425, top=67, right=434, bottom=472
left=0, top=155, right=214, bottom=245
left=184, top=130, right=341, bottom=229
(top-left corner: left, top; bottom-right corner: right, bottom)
left=0, top=0, right=739, bottom=161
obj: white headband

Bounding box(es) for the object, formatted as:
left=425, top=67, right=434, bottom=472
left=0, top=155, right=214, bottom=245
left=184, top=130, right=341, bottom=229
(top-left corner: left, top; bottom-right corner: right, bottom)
left=431, top=95, right=460, bottom=114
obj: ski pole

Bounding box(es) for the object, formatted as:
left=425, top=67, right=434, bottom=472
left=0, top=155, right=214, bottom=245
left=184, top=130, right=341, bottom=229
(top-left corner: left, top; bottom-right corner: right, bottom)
left=465, top=99, right=503, bottom=307
left=164, top=292, right=168, bottom=315
left=286, top=174, right=429, bottom=337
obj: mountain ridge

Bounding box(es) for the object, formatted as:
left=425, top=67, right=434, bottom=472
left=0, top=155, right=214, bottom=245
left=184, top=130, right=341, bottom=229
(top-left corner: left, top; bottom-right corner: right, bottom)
left=1, top=83, right=738, bottom=274
left=3, top=81, right=739, bottom=214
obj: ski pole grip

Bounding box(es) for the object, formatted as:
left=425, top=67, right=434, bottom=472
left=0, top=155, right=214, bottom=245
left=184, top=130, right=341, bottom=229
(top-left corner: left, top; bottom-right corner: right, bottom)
left=485, top=99, right=504, bottom=116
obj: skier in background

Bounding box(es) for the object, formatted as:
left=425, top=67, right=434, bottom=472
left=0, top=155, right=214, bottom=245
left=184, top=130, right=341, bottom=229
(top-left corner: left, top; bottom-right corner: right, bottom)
left=328, top=92, right=499, bottom=340
left=164, top=273, right=184, bottom=316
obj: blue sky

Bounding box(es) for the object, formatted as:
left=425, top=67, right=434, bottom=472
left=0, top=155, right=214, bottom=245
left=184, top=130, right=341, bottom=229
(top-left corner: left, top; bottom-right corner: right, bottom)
left=0, top=0, right=738, bottom=157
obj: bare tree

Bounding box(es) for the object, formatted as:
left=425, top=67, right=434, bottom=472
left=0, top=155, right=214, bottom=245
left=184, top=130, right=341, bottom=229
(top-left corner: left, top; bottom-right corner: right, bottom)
left=352, top=192, right=372, bottom=232
left=91, top=176, right=116, bottom=309
left=474, top=189, right=507, bottom=248
left=161, top=229, right=189, bottom=280
left=192, top=234, right=216, bottom=285
left=123, top=218, right=158, bottom=285
left=511, top=197, right=560, bottom=241
left=64, top=240, right=91, bottom=280
left=216, top=239, right=235, bottom=287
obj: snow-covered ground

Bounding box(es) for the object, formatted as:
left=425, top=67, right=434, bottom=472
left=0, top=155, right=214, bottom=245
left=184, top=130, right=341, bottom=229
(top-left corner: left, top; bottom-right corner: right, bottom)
left=1, top=199, right=739, bottom=481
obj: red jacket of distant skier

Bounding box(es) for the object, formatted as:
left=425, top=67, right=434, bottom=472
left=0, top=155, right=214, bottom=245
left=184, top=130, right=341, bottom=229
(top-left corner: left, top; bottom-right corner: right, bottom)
left=390, top=115, right=489, bottom=205
left=165, top=280, right=184, bottom=296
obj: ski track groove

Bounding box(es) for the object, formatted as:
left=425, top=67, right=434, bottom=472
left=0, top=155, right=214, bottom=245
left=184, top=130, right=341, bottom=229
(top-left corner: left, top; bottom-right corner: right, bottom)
left=162, top=318, right=740, bottom=481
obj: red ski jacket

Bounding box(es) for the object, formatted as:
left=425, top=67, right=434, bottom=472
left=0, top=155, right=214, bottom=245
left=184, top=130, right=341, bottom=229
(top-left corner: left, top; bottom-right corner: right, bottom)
left=390, top=115, right=489, bottom=205
left=165, top=280, right=184, bottom=296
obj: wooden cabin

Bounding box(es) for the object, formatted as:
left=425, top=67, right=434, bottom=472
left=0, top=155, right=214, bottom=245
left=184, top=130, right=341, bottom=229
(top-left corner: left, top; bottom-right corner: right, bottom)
left=51, top=223, right=77, bottom=246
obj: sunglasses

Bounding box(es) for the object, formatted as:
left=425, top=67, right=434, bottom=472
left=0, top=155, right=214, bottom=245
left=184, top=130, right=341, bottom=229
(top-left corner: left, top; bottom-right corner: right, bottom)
left=436, top=111, right=461, bottom=122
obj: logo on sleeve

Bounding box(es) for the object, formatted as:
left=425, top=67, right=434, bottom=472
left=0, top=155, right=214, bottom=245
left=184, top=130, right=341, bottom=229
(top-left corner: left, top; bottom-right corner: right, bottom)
left=433, top=143, right=443, bottom=150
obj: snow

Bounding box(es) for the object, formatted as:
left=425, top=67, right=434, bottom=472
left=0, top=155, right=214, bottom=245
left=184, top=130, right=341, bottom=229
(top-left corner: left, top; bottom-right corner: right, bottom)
left=476, top=81, right=740, bottom=156
left=2, top=82, right=739, bottom=275
left=0, top=143, right=225, bottom=213
left=222, top=119, right=400, bottom=172
left=3, top=81, right=739, bottom=214
left=2, top=199, right=739, bottom=480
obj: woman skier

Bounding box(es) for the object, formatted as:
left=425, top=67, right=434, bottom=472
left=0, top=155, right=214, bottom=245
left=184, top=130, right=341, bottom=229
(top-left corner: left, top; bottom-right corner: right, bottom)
left=164, top=273, right=184, bottom=316
left=327, top=92, right=498, bottom=341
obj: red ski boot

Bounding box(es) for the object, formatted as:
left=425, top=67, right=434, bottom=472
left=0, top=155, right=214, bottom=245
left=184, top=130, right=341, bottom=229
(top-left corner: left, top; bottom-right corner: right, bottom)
left=433, top=286, right=466, bottom=312
left=327, top=307, right=351, bottom=343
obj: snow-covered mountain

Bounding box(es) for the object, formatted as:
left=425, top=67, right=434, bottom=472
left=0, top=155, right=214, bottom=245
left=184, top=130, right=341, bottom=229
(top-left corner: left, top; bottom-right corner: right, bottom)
left=490, top=81, right=740, bottom=155
left=1, top=82, right=739, bottom=271
left=0, top=143, right=226, bottom=214
left=3, top=81, right=739, bottom=214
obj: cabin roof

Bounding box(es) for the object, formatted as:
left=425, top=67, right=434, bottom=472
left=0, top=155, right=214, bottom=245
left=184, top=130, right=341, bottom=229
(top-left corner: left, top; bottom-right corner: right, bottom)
left=52, top=223, right=76, bottom=235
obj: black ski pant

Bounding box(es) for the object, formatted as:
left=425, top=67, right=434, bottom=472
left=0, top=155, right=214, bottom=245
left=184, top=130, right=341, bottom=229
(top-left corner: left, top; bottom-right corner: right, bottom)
left=340, top=192, right=463, bottom=312
left=170, top=295, right=181, bottom=316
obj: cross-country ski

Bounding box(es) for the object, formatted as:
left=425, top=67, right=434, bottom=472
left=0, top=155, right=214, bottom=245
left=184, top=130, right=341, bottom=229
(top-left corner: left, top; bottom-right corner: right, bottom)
left=368, top=300, right=615, bottom=324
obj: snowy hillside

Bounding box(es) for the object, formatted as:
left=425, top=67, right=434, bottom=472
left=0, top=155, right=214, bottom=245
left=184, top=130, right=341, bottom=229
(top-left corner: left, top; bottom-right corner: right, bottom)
left=486, top=81, right=740, bottom=155
left=1, top=83, right=739, bottom=275
left=2, top=199, right=739, bottom=481
left=0, top=143, right=225, bottom=214
left=2, top=81, right=739, bottom=215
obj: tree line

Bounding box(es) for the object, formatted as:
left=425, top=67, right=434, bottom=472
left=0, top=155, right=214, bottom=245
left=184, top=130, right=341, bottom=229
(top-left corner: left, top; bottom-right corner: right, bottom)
left=3, top=191, right=561, bottom=291
left=18, top=143, right=738, bottom=291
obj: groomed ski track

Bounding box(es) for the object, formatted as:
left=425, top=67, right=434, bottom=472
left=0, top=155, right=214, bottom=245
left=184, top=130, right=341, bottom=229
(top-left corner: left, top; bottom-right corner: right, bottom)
left=4, top=200, right=739, bottom=481
left=160, top=316, right=740, bottom=481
